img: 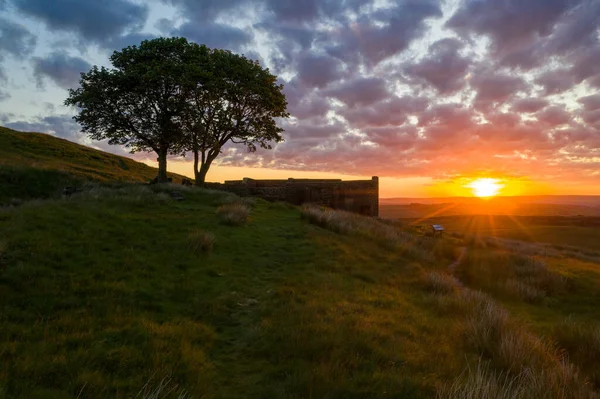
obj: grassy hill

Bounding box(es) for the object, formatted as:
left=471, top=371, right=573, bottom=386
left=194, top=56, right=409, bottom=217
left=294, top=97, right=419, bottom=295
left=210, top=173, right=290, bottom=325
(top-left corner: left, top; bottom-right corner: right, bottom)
left=0, top=126, right=185, bottom=204
left=1, top=126, right=600, bottom=398
left=0, top=184, right=599, bottom=398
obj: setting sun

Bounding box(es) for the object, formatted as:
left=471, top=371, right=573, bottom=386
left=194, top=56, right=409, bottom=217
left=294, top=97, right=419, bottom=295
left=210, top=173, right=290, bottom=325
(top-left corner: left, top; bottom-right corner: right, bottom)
left=467, top=178, right=504, bottom=197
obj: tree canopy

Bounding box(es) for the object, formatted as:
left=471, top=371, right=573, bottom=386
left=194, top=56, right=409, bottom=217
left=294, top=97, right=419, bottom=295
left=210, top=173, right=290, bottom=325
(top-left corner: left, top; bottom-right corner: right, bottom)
left=65, top=37, right=289, bottom=184
left=183, top=48, right=289, bottom=184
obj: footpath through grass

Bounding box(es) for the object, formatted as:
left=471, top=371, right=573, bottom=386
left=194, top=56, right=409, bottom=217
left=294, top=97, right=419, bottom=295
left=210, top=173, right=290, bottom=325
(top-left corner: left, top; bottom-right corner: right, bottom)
left=0, top=186, right=471, bottom=398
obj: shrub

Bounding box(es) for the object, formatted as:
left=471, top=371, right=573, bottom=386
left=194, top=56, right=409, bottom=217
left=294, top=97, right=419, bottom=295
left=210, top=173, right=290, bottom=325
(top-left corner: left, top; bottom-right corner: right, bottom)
left=217, top=203, right=250, bottom=226
left=422, top=271, right=461, bottom=294
left=188, top=230, right=215, bottom=255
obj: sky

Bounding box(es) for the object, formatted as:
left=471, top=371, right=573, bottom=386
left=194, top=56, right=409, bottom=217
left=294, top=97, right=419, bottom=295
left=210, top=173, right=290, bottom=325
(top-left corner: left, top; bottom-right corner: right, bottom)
left=0, top=0, right=599, bottom=198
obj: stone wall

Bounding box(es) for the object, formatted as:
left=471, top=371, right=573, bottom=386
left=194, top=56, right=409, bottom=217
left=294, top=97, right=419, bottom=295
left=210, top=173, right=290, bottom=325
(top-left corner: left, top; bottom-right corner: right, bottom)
left=209, top=176, right=379, bottom=216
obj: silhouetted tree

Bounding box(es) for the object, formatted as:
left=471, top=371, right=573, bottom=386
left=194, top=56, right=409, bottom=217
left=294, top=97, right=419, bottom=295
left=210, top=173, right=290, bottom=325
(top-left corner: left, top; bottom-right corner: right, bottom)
left=182, top=49, right=289, bottom=185
left=65, top=37, right=198, bottom=182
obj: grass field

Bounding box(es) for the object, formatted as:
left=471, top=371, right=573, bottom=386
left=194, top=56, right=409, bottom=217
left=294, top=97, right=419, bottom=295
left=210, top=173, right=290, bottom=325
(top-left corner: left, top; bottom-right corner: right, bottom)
left=0, top=126, right=185, bottom=205
left=1, top=185, right=599, bottom=397
left=388, top=214, right=600, bottom=252
left=2, top=128, right=600, bottom=397
left=0, top=185, right=475, bottom=398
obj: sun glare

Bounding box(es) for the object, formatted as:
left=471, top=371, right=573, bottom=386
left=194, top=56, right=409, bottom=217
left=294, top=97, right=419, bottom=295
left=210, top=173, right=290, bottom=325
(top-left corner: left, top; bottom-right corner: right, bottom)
left=467, top=178, right=504, bottom=197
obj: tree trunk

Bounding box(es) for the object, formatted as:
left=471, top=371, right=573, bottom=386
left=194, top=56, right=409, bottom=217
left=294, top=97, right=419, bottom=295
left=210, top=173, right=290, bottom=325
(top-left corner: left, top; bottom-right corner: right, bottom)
left=157, top=149, right=168, bottom=183
left=194, top=161, right=211, bottom=186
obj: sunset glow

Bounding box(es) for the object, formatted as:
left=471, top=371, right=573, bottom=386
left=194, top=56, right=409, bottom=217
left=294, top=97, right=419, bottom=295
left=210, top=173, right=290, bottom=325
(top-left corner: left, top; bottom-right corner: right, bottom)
left=467, top=178, right=504, bottom=198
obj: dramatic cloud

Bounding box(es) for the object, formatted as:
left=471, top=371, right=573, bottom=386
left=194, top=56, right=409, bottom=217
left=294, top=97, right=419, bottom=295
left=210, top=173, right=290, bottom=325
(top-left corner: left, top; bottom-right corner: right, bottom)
left=325, top=77, right=390, bottom=108
left=447, top=0, right=579, bottom=58
left=296, top=53, right=343, bottom=89
left=3, top=114, right=81, bottom=141
left=471, top=72, right=527, bottom=109
left=323, top=0, right=442, bottom=66
left=512, top=98, right=549, bottom=113
left=12, top=0, right=148, bottom=45
left=403, top=38, right=470, bottom=94
left=32, top=52, right=91, bottom=89
left=173, top=23, right=253, bottom=51
left=0, top=17, right=36, bottom=58
left=2, top=0, right=600, bottom=186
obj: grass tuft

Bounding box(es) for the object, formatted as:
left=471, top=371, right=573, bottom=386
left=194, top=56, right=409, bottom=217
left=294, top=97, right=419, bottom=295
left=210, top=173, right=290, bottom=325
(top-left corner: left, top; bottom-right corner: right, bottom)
left=188, top=229, right=215, bottom=255
left=553, top=319, right=600, bottom=387
left=422, top=271, right=461, bottom=294
left=216, top=203, right=250, bottom=226
left=437, top=360, right=525, bottom=399
left=503, top=279, right=546, bottom=303
left=135, top=375, right=190, bottom=399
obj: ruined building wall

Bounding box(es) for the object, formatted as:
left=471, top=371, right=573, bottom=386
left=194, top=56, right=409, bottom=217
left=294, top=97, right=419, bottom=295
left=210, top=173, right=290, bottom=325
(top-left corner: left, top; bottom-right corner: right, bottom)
left=207, top=176, right=379, bottom=216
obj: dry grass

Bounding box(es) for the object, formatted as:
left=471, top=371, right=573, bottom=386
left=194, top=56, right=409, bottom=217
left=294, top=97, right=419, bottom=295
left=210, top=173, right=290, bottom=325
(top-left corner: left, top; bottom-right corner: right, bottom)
left=216, top=203, right=250, bottom=226
left=301, top=205, right=436, bottom=261
left=553, top=320, right=600, bottom=387
left=424, top=282, right=597, bottom=398
left=73, top=185, right=172, bottom=203
left=188, top=229, right=215, bottom=255
left=503, top=279, right=546, bottom=303
left=422, top=271, right=462, bottom=294
left=456, top=251, right=567, bottom=300
left=437, top=360, right=526, bottom=399
left=438, top=358, right=594, bottom=399
left=135, top=376, right=190, bottom=399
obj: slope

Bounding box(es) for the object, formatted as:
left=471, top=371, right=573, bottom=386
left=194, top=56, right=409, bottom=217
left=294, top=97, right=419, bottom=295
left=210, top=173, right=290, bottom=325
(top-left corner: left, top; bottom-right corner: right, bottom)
left=0, top=185, right=470, bottom=398
left=0, top=126, right=185, bottom=204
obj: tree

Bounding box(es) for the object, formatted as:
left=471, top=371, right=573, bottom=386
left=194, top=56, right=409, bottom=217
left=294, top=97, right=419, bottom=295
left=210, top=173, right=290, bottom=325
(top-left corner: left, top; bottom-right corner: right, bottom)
left=65, top=37, right=199, bottom=182
left=183, top=49, right=289, bottom=185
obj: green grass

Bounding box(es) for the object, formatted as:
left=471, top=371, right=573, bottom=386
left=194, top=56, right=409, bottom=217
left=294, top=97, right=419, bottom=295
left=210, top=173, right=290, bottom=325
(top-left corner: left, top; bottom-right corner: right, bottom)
left=0, top=126, right=186, bottom=204
left=0, top=185, right=479, bottom=398
left=394, top=214, right=600, bottom=252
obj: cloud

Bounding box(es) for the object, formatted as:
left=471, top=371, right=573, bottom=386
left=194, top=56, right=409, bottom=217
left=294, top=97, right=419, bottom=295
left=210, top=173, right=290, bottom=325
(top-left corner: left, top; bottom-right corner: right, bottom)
left=296, top=53, right=343, bottom=89
left=173, top=22, right=253, bottom=51
left=471, top=72, right=528, bottom=109
left=2, top=114, right=83, bottom=141
left=325, top=77, right=390, bottom=108
left=403, top=38, right=470, bottom=94
left=0, top=17, right=37, bottom=58
left=13, top=0, right=148, bottom=45
left=578, top=94, right=600, bottom=111
left=32, top=52, right=91, bottom=89
left=536, top=105, right=571, bottom=127
left=512, top=98, right=549, bottom=113
left=447, top=0, right=579, bottom=58
left=535, top=69, right=576, bottom=95
left=324, top=0, right=442, bottom=66
left=106, top=33, right=158, bottom=53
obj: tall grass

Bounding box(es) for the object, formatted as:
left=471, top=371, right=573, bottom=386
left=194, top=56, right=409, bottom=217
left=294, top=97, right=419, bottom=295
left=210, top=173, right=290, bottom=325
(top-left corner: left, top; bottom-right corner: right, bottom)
left=422, top=271, right=462, bottom=294
left=553, top=320, right=600, bottom=388
left=424, top=279, right=597, bottom=397
left=135, top=376, right=190, bottom=399
left=301, top=205, right=437, bottom=261
left=456, top=251, right=567, bottom=300
left=216, top=203, right=250, bottom=226
left=188, top=229, right=215, bottom=255
left=72, top=185, right=172, bottom=203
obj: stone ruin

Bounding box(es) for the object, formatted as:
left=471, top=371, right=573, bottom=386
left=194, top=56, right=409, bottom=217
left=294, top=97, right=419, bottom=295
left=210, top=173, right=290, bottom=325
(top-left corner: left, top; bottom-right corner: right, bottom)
left=206, top=176, right=379, bottom=216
